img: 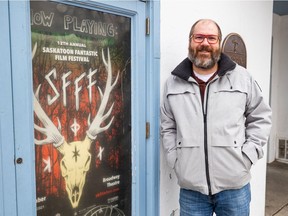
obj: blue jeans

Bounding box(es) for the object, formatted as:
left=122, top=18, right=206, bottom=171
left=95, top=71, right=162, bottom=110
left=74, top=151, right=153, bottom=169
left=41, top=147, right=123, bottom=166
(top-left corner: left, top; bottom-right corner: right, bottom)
left=180, top=184, right=251, bottom=216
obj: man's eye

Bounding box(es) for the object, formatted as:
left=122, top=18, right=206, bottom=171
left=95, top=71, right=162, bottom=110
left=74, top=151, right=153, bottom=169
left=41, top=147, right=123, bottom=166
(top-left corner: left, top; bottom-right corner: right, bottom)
left=195, top=36, right=204, bottom=40
left=208, top=37, right=217, bottom=41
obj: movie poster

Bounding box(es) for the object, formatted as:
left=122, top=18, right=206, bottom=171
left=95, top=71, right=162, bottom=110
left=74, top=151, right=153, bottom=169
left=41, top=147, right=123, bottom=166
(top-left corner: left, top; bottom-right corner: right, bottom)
left=30, top=1, right=131, bottom=215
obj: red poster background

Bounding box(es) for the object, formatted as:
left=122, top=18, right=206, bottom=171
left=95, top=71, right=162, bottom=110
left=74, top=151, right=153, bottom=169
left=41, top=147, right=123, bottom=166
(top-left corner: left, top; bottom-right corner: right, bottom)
left=31, top=1, right=131, bottom=215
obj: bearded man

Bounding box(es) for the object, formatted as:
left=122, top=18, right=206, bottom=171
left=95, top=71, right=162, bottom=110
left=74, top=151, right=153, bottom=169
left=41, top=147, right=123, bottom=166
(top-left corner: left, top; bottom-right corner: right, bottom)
left=160, top=19, right=272, bottom=216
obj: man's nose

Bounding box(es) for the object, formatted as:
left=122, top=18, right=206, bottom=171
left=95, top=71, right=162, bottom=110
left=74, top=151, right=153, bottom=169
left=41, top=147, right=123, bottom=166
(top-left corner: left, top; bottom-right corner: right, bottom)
left=201, top=37, right=210, bottom=45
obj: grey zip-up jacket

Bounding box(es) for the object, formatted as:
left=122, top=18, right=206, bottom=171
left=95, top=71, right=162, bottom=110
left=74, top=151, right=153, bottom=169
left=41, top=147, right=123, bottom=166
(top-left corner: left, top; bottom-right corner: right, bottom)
left=160, top=54, right=272, bottom=195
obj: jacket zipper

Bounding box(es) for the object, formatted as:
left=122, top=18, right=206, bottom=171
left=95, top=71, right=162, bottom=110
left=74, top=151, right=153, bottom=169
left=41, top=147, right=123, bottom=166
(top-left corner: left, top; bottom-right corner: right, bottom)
left=203, top=85, right=212, bottom=195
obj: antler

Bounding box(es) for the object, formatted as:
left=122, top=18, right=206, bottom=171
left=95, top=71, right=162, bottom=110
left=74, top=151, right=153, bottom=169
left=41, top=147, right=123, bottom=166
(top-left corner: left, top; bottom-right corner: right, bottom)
left=34, top=85, right=65, bottom=147
left=33, top=43, right=65, bottom=148
left=86, top=48, right=119, bottom=140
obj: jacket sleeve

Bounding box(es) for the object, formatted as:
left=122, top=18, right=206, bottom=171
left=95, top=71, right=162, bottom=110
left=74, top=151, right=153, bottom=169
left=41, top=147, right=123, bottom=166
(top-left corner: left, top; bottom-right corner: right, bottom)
left=160, top=80, right=177, bottom=169
left=243, top=77, right=272, bottom=165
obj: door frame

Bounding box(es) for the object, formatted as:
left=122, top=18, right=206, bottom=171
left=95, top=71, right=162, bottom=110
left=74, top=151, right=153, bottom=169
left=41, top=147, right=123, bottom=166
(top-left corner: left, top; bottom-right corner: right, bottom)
left=0, top=1, right=18, bottom=215
left=9, top=1, right=36, bottom=215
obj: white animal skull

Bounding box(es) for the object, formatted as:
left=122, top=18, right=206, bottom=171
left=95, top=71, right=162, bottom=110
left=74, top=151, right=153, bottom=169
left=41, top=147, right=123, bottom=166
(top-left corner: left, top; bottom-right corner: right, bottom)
left=58, top=138, right=91, bottom=208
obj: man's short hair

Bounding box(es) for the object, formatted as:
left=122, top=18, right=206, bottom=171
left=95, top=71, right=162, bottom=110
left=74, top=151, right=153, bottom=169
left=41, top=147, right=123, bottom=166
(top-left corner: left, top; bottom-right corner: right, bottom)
left=189, top=19, right=222, bottom=43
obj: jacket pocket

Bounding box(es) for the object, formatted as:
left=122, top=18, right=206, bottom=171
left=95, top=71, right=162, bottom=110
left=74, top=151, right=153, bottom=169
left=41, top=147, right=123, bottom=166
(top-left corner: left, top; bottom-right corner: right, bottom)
left=242, top=153, right=252, bottom=170
left=166, top=147, right=177, bottom=169
left=212, top=85, right=247, bottom=119
left=175, top=138, right=204, bottom=188
left=211, top=135, right=249, bottom=187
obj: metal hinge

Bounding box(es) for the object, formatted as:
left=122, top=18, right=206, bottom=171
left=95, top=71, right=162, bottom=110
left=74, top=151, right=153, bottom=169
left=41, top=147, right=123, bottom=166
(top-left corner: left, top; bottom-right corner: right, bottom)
left=146, top=17, right=150, bottom=35
left=146, top=122, right=150, bottom=139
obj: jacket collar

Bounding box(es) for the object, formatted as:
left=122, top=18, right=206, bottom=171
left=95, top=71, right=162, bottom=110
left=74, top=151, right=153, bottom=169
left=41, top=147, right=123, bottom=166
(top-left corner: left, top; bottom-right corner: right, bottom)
left=171, top=53, right=236, bottom=81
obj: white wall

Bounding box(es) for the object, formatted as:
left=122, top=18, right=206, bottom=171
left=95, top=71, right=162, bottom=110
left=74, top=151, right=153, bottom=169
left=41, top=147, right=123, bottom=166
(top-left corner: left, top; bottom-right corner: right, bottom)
left=160, top=1, right=273, bottom=215
left=269, top=14, right=280, bottom=163
left=270, top=14, right=288, bottom=162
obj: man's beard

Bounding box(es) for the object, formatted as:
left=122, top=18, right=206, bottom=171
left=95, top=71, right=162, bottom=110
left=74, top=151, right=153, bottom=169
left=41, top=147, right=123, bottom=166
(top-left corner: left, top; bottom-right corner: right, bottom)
left=188, top=45, right=221, bottom=69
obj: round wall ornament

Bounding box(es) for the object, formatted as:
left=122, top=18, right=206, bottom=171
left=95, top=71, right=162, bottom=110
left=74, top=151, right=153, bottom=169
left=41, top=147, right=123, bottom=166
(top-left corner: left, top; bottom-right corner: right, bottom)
left=222, top=33, right=247, bottom=68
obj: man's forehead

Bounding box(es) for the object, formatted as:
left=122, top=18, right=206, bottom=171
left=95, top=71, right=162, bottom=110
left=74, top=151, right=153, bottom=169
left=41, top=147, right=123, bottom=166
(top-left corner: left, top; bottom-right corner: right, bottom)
left=194, top=20, right=218, bottom=34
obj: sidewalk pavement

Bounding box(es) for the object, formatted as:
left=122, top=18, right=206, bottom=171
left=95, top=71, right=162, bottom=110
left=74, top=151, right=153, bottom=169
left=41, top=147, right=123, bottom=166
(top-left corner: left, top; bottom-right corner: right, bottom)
left=265, top=161, right=288, bottom=216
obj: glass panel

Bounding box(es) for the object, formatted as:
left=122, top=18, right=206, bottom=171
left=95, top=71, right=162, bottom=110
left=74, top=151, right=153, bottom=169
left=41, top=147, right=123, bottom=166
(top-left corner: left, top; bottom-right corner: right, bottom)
left=286, top=140, right=288, bottom=159
left=278, top=139, right=285, bottom=159
left=30, top=1, right=131, bottom=215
